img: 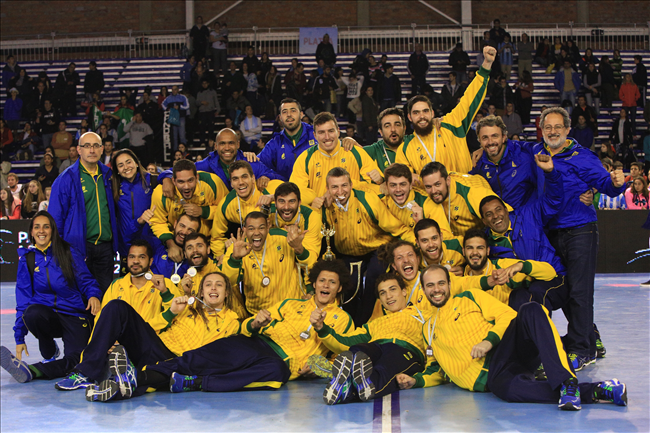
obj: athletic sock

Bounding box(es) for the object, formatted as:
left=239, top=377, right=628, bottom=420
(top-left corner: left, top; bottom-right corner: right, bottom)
left=28, top=365, right=44, bottom=378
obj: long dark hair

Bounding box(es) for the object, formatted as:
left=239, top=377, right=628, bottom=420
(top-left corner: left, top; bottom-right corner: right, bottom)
left=29, top=211, right=76, bottom=287
left=1, top=187, right=17, bottom=218
left=190, top=271, right=233, bottom=329
left=111, top=148, right=151, bottom=201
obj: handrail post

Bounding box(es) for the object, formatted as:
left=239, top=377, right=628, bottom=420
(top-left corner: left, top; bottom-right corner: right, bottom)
left=128, top=29, right=133, bottom=58
left=253, top=26, right=258, bottom=54
left=50, top=32, right=56, bottom=61
left=411, top=23, right=417, bottom=51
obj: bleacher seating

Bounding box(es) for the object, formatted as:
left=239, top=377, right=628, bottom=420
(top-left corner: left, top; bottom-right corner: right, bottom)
left=1, top=49, right=648, bottom=182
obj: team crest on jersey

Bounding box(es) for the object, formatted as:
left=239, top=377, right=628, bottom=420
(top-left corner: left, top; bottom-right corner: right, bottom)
left=34, top=266, right=40, bottom=273
left=119, top=189, right=125, bottom=195
left=511, top=170, right=517, bottom=177
left=316, top=162, right=321, bottom=167
left=316, top=172, right=321, bottom=178
left=309, top=140, right=315, bottom=146
left=333, top=314, right=338, bottom=319
left=82, top=186, right=87, bottom=193
left=454, top=206, right=459, bottom=211
left=420, top=155, right=425, bottom=160
left=150, top=288, right=155, bottom=293
left=486, top=172, right=491, bottom=179
left=341, top=158, right=346, bottom=164
left=162, top=254, right=168, bottom=260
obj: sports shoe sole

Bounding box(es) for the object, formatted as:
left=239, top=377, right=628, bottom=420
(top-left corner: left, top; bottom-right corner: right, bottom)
left=323, top=351, right=353, bottom=405
left=352, top=352, right=375, bottom=402
left=0, top=346, right=32, bottom=383
left=559, top=400, right=582, bottom=411
left=108, top=346, right=133, bottom=398
left=86, top=380, right=119, bottom=402
left=306, top=354, right=333, bottom=379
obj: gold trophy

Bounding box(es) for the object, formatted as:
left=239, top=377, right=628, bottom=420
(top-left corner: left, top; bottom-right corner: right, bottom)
left=321, top=224, right=336, bottom=261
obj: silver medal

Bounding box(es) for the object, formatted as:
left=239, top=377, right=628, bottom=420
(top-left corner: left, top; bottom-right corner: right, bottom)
left=426, top=346, right=433, bottom=357
left=187, top=267, right=197, bottom=277
left=299, top=331, right=310, bottom=340
left=171, top=274, right=181, bottom=284
left=188, top=297, right=196, bottom=305
left=262, top=276, right=270, bottom=286
left=144, top=272, right=153, bottom=280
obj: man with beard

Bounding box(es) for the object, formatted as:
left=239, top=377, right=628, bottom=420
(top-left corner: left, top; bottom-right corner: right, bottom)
left=150, top=159, right=228, bottom=263
left=321, top=167, right=415, bottom=325
left=531, top=107, right=625, bottom=371
left=160, top=129, right=282, bottom=196
left=419, top=161, right=504, bottom=238
left=413, top=218, right=464, bottom=275
left=395, top=45, right=496, bottom=177
left=178, top=232, right=247, bottom=319
left=150, top=213, right=200, bottom=279
left=210, top=161, right=279, bottom=257
left=395, top=265, right=628, bottom=411
left=365, top=108, right=405, bottom=173
left=223, top=212, right=310, bottom=316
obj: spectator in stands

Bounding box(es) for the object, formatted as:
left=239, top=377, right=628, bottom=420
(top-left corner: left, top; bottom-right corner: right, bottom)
left=27, top=81, right=50, bottom=120
left=570, top=114, right=594, bottom=149
left=344, top=124, right=361, bottom=143
left=59, top=144, right=78, bottom=172
left=316, top=33, right=337, bottom=67
left=514, top=70, right=534, bottom=124
left=35, top=71, right=52, bottom=94
left=53, top=63, right=79, bottom=117
left=625, top=176, right=649, bottom=210
left=516, top=33, right=534, bottom=79
left=266, top=65, right=283, bottom=115
left=599, top=142, right=616, bottom=162
left=123, top=112, right=154, bottom=165
left=146, top=162, right=159, bottom=175
left=190, top=15, right=210, bottom=60
left=20, top=180, right=45, bottom=219
left=581, top=48, right=599, bottom=74
left=8, top=69, right=34, bottom=103
left=4, top=87, right=23, bottom=130
left=632, top=55, right=647, bottom=105
left=190, top=60, right=214, bottom=96
left=241, top=105, right=262, bottom=150
left=2, top=54, right=21, bottom=94
left=609, top=108, right=635, bottom=166
left=407, top=43, right=429, bottom=96
left=98, top=120, right=118, bottom=144
left=502, top=102, right=522, bottom=137
left=572, top=95, right=598, bottom=132
left=180, top=55, right=195, bottom=93
left=489, top=18, right=506, bottom=44
left=38, top=186, right=51, bottom=211
left=644, top=130, right=650, bottom=173
left=534, top=37, right=552, bottom=67
left=224, top=61, right=247, bottom=103
left=352, top=48, right=372, bottom=80
left=598, top=189, right=626, bottom=210
left=51, top=120, right=73, bottom=161
left=341, top=71, right=364, bottom=122
left=583, top=63, right=601, bottom=115
left=497, top=33, right=515, bottom=79
left=313, top=65, right=338, bottom=113
left=36, top=100, right=60, bottom=149
left=86, top=91, right=105, bottom=131
left=100, top=136, right=115, bottom=167
left=49, top=131, right=118, bottom=293
left=625, top=162, right=647, bottom=184
left=535, top=105, right=547, bottom=142
left=33, top=153, right=58, bottom=190
left=611, top=50, right=624, bottom=91
left=15, top=121, right=39, bottom=161
left=0, top=120, right=13, bottom=160
left=448, top=43, right=470, bottom=85
left=619, top=74, right=641, bottom=134
left=554, top=49, right=573, bottom=73
left=368, top=55, right=383, bottom=90
left=565, top=39, right=581, bottom=66
left=196, top=79, right=220, bottom=146
left=157, top=86, right=169, bottom=109
left=285, top=62, right=307, bottom=105
left=242, top=46, right=261, bottom=77
left=210, top=21, right=229, bottom=79
left=599, top=56, right=615, bottom=109
left=554, top=60, right=581, bottom=114
left=491, top=76, right=513, bottom=116
left=227, top=90, right=250, bottom=126
left=361, top=86, right=379, bottom=145
left=441, top=72, right=464, bottom=115
left=0, top=187, right=21, bottom=219
left=162, top=85, right=190, bottom=151
left=375, top=63, right=400, bottom=111
left=83, top=61, right=105, bottom=103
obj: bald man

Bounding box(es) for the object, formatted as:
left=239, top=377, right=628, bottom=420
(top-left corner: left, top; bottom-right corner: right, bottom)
left=49, top=132, right=119, bottom=293
left=159, top=128, right=282, bottom=198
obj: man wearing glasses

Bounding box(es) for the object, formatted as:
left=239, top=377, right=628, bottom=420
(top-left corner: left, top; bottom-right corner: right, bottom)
left=50, top=132, right=118, bottom=294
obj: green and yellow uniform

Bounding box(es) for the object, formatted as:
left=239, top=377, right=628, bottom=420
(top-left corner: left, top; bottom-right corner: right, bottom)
left=290, top=141, right=383, bottom=205
left=185, top=258, right=248, bottom=319
left=241, top=297, right=353, bottom=380
left=365, top=139, right=397, bottom=173
left=322, top=189, right=415, bottom=257
left=150, top=171, right=229, bottom=242
left=222, top=229, right=313, bottom=316
left=395, top=66, right=491, bottom=175
left=423, top=173, right=509, bottom=238
left=80, top=163, right=112, bottom=244
left=464, top=258, right=557, bottom=305
left=420, top=238, right=466, bottom=270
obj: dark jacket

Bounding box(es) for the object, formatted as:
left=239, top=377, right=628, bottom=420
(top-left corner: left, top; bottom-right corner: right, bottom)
left=448, top=50, right=470, bottom=72
left=633, top=62, right=648, bottom=87
left=408, top=52, right=430, bottom=77
left=83, top=69, right=105, bottom=94
left=242, top=54, right=261, bottom=75
left=377, top=73, right=402, bottom=103
left=316, top=42, right=337, bottom=66
left=609, top=117, right=634, bottom=146
left=54, top=68, right=80, bottom=97
left=361, top=93, right=379, bottom=128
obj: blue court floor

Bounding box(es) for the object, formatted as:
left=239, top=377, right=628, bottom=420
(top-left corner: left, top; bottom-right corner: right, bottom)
left=1, top=274, right=649, bottom=433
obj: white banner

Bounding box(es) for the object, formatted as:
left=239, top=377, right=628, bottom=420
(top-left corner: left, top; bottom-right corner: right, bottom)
left=299, top=27, right=338, bottom=55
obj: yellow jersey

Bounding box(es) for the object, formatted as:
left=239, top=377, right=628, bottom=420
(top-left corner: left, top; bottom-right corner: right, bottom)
left=420, top=238, right=466, bottom=270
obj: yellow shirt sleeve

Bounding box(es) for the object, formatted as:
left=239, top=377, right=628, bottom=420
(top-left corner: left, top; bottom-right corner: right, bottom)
left=289, top=152, right=318, bottom=206
left=149, top=185, right=174, bottom=243
left=366, top=191, right=416, bottom=244
left=422, top=198, right=455, bottom=240
left=210, top=195, right=232, bottom=257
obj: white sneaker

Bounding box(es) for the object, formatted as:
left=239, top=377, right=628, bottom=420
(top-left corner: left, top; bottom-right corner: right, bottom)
left=640, top=279, right=650, bottom=287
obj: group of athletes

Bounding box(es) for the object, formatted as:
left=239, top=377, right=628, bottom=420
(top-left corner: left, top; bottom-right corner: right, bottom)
left=1, top=46, right=628, bottom=411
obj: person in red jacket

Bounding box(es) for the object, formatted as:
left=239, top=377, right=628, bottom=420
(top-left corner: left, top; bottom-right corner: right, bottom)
left=0, top=187, right=21, bottom=219
left=619, top=74, right=641, bottom=133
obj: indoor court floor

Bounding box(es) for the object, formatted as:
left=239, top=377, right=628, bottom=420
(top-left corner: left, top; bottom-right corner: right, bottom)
left=1, top=274, right=649, bottom=433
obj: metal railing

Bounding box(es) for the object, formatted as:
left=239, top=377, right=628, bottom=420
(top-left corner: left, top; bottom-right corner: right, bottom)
left=1, top=23, right=648, bottom=62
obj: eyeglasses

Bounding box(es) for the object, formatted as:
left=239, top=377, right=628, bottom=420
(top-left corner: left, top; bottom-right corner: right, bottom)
left=543, top=125, right=566, bottom=133
left=78, top=143, right=104, bottom=149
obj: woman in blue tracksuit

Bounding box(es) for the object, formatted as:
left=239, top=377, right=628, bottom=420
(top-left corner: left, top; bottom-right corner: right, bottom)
left=111, top=149, right=159, bottom=273
left=0, top=211, right=102, bottom=383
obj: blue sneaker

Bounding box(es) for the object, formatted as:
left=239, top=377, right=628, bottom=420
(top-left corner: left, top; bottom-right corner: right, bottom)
left=568, top=353, right=595, bottom=371
left=42, top=341, right=60, bottom=364
left=595, top=378, right=627, bottom=406
left=323, top=351, right=353, bottom=405
left=352, top=352, right=375, bottom=402
left=307, top=354, right=333, bottom=379
left=0, top=346, right=33, bottom=383
left=55, top=372, right=93, bottom=390
left=170, top=372, right=202, bottom=393
left=108, top=346, right=137, bottom=399
left=559, top=378, right=582, bottom=411
left=86, top=379, right=119, bottom=402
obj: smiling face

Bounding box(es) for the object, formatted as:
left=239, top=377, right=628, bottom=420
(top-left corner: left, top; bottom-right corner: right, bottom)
left=386, top=175, right=411, bottom=206
left=215, top=130, right=239, bottom=164
left=464, top=237, right=490, bottom=272
left=115, top=153, right=138, bottom=182
left=200, top=273, right=228, bottom=310
left=31, top=215, right=52, bottom=249
left=481, top=198, right=510, bottom=234
left=378, top=279, right=408, bottom=313
left=127, top=245, right=152, bottom=276
left=313, top=270, right=342, bottom=309
left=172, top=169, right=197, bottom=200
left=173, top=214, right=200, bottom=247
left=422, top=172, right=449, bottom=204
left=422, top=268, right=451, bottom=308
left=408, top=101, right=434, bottom=136
left=380, top=114, right=405, bottom=149
left=327, top=175, right=352, bottom=207
left=244, top=216, right=269, bottom=252
left=314, top=120, right=340, bottom=153
left=392, top=244, right=420, bottom=282
left=478, top=125, right=507, bottom=161
left=230, top=167, right=255, bottom=200
left=416, top=226, right=443, bottom=263
left=275, top=192, right=300, bottom=222
left=542, top=113, right=569, bottom=150
left=184, top=237, right=209, bottom=267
